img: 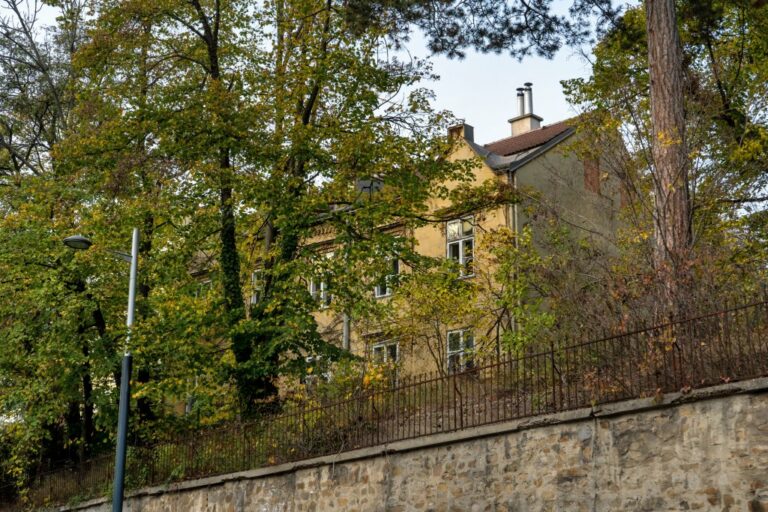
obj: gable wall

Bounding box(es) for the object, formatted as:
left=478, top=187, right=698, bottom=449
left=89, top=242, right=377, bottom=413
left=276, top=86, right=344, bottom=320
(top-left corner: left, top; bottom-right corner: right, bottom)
left=514, top=136, right=622, bottom=251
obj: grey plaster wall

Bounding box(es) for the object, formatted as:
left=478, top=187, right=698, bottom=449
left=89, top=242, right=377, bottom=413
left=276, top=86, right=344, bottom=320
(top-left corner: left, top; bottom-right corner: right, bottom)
left=59, top=380, right=768, bottom=512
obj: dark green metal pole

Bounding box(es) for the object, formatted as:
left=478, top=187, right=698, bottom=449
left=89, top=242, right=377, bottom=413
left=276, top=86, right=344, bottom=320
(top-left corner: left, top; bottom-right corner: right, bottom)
left=112, top=228, right=139, bottom=512
left=112, top=353, right=132, bottom=512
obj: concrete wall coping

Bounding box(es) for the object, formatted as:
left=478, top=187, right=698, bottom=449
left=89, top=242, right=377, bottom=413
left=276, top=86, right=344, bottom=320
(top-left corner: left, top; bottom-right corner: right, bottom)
left=55, top=375, right=768, bottom=511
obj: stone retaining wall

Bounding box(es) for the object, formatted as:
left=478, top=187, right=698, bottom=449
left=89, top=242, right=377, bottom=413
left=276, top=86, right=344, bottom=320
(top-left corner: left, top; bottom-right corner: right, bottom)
left=58, top=378, right=768, bottom=512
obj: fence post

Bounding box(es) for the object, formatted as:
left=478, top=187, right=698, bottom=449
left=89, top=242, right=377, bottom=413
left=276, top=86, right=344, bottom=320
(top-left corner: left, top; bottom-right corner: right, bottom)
left=147, top=446, right=155, bottom=486
left=667, top=313, right=678, bottom=391
left=550, top=340, right=558, bottom=412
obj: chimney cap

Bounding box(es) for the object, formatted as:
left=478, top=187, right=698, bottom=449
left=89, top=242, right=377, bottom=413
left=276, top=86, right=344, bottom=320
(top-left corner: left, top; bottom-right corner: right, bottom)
left=524, top=82, right=533, bottom=87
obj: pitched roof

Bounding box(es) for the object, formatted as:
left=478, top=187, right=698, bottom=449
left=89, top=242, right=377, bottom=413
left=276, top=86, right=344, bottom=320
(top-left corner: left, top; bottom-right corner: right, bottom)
left=483, top=120, right=572, bottom=157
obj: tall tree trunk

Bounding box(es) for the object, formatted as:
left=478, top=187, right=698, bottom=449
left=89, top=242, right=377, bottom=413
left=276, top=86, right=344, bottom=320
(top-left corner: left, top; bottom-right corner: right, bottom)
left=188, top=0, right=279, bottom=416
left=646, top=0, right=692, bottom=309
left=134, top=23, right=157, bottom=428
left=65, top=401, right=82, bottom=461
left=219, top=154, right=244, bottom=318
left=81, top=341, right=94, bottom=456
left=136, top=212, right=156, bottom=426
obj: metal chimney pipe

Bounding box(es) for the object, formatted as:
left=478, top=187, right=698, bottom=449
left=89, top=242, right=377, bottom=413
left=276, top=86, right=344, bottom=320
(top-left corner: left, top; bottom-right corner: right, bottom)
left=524, top=82, right=533, bottom=116
left=516, top=88, right=525, bottom=117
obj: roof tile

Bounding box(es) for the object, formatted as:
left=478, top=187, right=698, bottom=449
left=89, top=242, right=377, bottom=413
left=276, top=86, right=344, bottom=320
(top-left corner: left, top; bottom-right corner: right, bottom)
left=483, top=120, right=572, bottom=156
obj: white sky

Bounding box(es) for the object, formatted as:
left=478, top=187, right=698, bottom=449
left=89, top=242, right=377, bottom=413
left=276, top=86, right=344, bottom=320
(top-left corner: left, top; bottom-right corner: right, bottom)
left=403, top=31, right=594, bottom=144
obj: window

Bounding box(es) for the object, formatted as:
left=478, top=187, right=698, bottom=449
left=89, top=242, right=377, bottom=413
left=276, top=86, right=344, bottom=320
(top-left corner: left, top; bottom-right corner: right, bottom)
left=250, top=270, right=264, bottom=304
left=374, top=258, right=400, bottom=298
left=301, top=355, right=331, bottom=386
left=447, top=329, right=474, bottom=374
left=371, top=340, right=398, bottom=364
left=446, top=217, right=474, bottom=276
left=371, top=339, right=399, bottom=385
left=195, top=278, right=213, bottom=298
left=309, top=279, right=332, bottom=308
left=309, top=252, right=333, bottom=308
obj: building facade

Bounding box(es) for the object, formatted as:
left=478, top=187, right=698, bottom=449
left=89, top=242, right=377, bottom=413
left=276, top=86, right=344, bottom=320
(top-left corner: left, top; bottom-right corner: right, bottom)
left=299, top=84, right=622, bottom=378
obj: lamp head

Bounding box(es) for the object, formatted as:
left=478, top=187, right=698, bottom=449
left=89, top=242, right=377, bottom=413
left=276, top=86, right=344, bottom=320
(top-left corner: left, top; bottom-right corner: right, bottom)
left=63, top=235, right=93, bottom=251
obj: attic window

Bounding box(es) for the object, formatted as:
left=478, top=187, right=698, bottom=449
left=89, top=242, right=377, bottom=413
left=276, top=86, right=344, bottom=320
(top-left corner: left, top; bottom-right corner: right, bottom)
left=355, top=178, right=383, bottom=199
left=448, top=123, right=474, bottom=142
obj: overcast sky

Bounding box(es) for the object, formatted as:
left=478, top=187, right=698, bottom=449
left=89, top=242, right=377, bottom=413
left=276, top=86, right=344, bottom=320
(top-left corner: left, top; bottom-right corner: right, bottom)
left=407, top=40, right=593, bottom=144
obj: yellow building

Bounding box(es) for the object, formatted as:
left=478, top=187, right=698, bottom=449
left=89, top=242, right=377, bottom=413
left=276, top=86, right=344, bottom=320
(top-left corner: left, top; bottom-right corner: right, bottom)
left=301, top=84, right=622, bottom=377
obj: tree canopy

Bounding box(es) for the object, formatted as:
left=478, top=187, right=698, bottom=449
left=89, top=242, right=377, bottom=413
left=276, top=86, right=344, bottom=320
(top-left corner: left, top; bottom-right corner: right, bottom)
left=1, top=0, right=767, bottom=497
left=0, top=0, right=472, bottom=487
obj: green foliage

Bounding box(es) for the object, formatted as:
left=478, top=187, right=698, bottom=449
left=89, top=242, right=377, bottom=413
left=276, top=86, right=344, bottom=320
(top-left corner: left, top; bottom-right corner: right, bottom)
left=561, top=0, right=768, bottom=313
left=383, top=220, right=554, bottom=370
left=478, top=226, right=555, bottom=351
left=0, top=0, right=475, bottom=489
left=387, top=260, right=485, bottom=373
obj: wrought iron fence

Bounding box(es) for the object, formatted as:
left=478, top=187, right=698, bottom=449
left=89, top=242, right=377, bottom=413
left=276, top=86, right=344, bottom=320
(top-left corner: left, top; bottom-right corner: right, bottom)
left=3, top=297, right=768, bottom=511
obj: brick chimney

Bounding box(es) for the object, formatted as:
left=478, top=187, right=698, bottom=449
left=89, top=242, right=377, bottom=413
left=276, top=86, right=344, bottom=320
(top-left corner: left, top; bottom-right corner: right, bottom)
left=508, top=82, right=542, bottom=136
left=448, top=121, right=475, bottom=142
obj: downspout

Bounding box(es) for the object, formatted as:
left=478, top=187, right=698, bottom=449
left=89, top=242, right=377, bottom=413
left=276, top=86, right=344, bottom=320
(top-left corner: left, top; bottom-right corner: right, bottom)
left=510, top=171, right=519, bottom=247
left=509, top=170, right=521, bottom=346
left=342, top=312, right=351, bottom=351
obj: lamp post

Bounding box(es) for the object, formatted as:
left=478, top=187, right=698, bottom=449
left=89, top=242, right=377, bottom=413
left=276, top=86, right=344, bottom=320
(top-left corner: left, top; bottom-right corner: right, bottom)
left=64, top=228, right=139, bottom=512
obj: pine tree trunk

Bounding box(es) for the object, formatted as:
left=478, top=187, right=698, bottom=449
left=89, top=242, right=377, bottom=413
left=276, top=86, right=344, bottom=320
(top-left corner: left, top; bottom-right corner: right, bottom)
left=646, top=0, right=692, bottom=309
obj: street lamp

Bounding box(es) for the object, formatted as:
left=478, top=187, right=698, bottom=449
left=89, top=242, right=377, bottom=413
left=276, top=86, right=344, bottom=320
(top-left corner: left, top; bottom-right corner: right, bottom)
left=62, top=235, right=93, bottom=251
left=64, top=228, right=139, bottom=512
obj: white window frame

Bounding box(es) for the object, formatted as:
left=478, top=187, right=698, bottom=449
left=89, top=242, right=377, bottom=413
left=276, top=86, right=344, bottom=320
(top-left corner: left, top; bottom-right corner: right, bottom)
left=374, top=258, right=400, bottom=298
left=302, top=355, right=331, bottom=385
left=195, top=278, right=213, bottom=298
left=250, top=270, right=264, bottom=305
left=371, top=340, right=399, bottom=364
left=446, top=329, right=474, bottom=374
left=309, top=279, right=332, bottom=308
left=446, top=217, right=475, bottom=277
left=309, top=252, right=333, bottom=308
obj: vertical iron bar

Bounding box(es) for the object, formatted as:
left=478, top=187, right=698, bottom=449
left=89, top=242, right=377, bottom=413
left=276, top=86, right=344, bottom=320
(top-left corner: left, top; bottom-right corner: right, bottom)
left=553, top=345, right=559, bottom=412
left=745, top=305, right=757, bottom=377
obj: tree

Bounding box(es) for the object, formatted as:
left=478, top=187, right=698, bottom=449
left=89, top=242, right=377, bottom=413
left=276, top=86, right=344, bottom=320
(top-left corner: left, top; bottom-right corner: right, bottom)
left=350, top=0, right=767, bottom=310
left=387, top=262, right=485, bottom=375
left=646, top=0, right=692, bottom=307
left=62, top=0, right=474, bottom=421
left=560, top=0, right=768, bottom=316
left=0, top=0, right=475, bottom=492
left=382, top=221, right=554, bottom=375
left=0, top=0, right=113, bottom=483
